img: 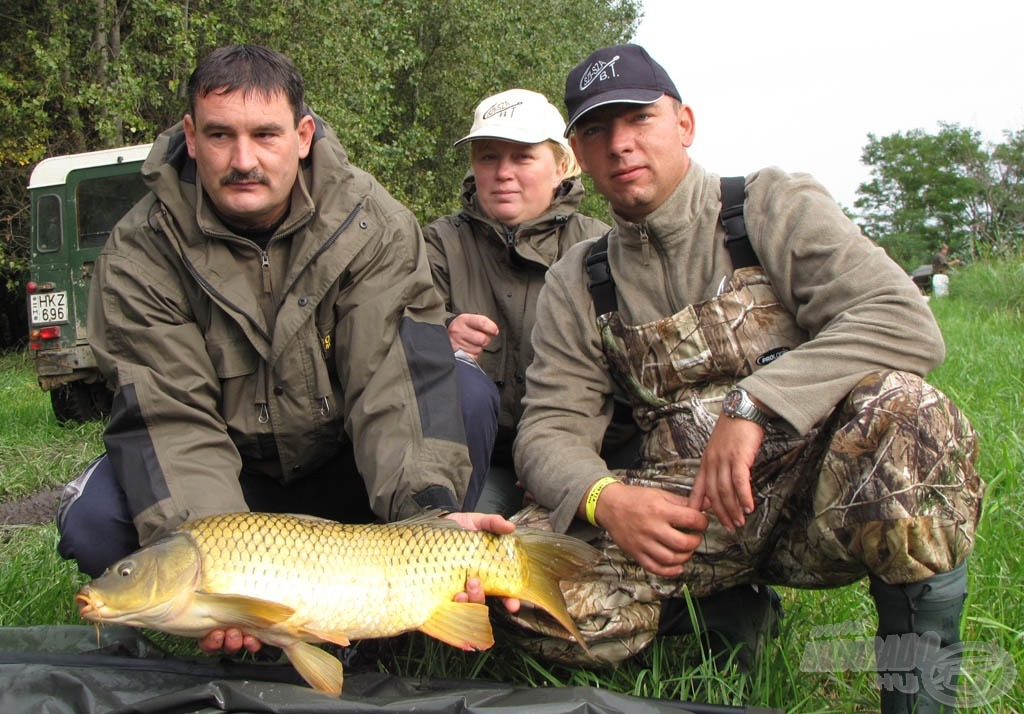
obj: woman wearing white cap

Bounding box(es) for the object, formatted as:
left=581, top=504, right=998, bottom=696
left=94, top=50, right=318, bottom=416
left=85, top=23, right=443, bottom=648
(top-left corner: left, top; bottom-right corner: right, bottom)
left=424, top=88, right=616, bottom=515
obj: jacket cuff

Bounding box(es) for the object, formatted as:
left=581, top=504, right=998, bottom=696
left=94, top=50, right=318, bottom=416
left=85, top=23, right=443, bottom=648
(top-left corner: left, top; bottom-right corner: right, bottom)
left=413, top=484, right=461, bottom=512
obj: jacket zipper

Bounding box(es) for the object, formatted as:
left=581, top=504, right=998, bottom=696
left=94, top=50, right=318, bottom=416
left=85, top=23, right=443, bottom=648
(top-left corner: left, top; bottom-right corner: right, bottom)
left=160, top=209, right=272, bottom=344
left=260, top=251, right=272, bottom=293
left=637, top=221, right=682, bottom=314
left=638, top=223, right=651, bottom=265
left=280, top=201, right=364, bottom=302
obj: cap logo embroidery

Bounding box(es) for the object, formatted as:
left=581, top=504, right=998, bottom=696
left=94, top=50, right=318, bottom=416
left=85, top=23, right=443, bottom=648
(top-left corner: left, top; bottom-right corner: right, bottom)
left=483, top=99, right=524, bottom=120
left=580, top=55, right=620, bottom=91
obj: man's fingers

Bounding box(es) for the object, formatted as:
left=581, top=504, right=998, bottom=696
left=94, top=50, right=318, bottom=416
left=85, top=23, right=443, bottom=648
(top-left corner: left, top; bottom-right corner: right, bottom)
left=198, top=630, right=224, bottom=653
left=445, top=511, right=515, bottom=534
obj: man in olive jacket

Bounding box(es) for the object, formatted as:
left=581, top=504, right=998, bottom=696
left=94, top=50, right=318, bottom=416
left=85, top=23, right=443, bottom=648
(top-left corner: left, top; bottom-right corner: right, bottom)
left=57, top=46, right=500, bottom=610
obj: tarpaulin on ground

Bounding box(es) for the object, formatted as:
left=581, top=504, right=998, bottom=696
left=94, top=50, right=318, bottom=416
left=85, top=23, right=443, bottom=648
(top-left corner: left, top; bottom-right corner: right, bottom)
left=0, top=626, right=782, bottom=714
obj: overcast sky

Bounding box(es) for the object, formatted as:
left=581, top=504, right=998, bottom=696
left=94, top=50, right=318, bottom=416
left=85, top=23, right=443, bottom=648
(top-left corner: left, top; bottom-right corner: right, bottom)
left=631, top=0, right=1024, bottom=208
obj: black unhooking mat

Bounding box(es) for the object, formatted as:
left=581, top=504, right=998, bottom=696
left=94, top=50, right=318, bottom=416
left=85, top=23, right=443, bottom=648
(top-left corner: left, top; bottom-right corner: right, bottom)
left=0, top=626, right=785, bottom=714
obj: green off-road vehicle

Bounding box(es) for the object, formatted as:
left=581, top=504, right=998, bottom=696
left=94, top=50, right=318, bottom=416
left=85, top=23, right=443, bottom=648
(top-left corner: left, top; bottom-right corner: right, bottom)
left=26, top=144, right=152, bottom=422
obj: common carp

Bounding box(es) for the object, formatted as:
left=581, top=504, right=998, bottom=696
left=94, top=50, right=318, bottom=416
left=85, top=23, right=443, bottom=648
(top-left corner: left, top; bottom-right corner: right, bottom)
left=75, top=511, right=597, bottom=696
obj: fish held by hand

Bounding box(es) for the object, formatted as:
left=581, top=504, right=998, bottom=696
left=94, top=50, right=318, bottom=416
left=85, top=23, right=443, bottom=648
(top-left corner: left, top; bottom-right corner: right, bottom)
left=74, top=511, right=598, bottom=696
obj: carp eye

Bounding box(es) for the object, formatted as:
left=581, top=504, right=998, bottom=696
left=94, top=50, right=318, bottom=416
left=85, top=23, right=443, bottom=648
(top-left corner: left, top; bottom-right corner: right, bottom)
left=117, top=561, right=134, bottom=577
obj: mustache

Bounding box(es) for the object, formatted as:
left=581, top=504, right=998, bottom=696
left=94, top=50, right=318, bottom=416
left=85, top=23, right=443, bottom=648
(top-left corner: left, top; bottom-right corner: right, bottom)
left=221, top=170, right=268, bottom=186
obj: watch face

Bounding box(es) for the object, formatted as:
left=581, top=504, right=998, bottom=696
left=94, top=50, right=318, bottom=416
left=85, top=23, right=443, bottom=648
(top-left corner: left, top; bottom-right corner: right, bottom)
left=723, top=389, right=742, bottom=415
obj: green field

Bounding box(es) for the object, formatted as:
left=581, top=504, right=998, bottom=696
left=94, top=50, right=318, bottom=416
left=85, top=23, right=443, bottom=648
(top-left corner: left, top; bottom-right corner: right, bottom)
left=1, top=258, right=1021, bottom=712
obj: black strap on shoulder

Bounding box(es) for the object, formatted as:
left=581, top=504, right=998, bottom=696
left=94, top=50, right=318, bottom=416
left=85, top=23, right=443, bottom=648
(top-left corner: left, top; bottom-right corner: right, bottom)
left=720, top=176, right=759, bottom=269
left=585, top=230, right=617, bottom=315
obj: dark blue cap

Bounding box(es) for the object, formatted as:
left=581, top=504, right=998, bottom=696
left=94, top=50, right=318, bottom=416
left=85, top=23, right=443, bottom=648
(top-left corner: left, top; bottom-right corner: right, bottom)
left=564, top=44, right=680, bottom=136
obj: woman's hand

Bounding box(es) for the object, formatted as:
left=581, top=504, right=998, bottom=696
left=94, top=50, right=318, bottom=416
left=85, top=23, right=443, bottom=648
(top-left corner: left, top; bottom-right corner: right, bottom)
left=447, top=313, right=499, bottom=358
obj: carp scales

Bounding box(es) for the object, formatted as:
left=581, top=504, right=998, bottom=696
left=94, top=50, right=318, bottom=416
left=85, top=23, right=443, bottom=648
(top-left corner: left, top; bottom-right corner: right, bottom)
left=75, top=511, right=598, bottom=696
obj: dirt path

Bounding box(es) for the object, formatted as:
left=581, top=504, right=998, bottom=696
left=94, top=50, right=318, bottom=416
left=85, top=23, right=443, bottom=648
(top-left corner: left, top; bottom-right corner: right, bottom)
left=0, top=487, right=63, bottom=526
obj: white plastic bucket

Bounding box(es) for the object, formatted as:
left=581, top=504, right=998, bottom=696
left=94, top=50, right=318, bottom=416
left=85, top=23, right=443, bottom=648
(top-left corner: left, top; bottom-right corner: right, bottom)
left=932, top=273, right=949, bottom=297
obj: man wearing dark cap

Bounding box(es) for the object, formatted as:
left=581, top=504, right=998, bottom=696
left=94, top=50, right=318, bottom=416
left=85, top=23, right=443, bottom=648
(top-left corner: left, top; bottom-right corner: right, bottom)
left=506, top=44, right=982, bottom=714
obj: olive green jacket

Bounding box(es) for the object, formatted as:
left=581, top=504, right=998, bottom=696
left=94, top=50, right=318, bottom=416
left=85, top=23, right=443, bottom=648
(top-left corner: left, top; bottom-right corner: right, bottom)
left=90, top=116, right=471, bottom=546
left=423, top=174, right=608, bottom=451
left=515, top=163, right=945, bottom=532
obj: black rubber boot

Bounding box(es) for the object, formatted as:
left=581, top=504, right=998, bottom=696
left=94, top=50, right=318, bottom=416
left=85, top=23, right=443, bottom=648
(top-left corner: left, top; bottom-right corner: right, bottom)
left=658, top=584, right=783, bottom=671
left=870, top=562, right=967, bottom=714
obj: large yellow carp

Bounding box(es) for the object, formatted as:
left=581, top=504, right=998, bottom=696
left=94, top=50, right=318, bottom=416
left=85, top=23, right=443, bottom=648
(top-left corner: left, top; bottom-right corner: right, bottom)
left=75, top=511, right=597, bottom=696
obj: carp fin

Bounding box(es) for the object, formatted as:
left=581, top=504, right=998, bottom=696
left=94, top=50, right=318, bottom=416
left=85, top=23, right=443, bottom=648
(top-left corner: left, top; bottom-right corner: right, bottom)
left=285, top=641, right=344, bottom=696
left=193, top=592, right=295, bottom=629
left=397, top=509, right=461, bottom=528
left=515, top=528, right=600, bottom=654
left=297, top=625, right=351, bottom=648
left=419, top=601, right=494, bottom=651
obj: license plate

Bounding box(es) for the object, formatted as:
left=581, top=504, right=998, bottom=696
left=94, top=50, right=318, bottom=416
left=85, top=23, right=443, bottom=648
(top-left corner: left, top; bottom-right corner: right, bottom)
left=30, top=291, right=68, bottom=324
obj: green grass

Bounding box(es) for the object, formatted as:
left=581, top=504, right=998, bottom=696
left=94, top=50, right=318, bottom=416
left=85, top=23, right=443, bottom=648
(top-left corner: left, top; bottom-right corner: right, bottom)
left=1, top=258, right=1022, bottom=712
left=0, top=350, right=105, bottom=501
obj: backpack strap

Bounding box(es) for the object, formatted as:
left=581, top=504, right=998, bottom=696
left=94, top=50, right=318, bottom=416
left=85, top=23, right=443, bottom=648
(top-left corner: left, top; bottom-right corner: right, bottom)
left=720, top=176, right=759, bottom=269
left=585, top=229, right=617, bottom=315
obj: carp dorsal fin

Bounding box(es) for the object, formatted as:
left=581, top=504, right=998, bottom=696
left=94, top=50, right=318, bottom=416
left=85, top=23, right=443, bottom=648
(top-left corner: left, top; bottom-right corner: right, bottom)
left=418, top=601, right=494, bottom=651
left=280, top=512, right=335, bottom=524
left=285, top=640, right=345, bottom=696
left=193, top=592, right=295, bottom=628
left=396, top=508, right=462, bottom=528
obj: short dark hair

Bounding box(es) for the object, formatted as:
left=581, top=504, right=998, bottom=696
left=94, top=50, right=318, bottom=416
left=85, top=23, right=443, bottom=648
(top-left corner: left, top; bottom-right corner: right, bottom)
left=187, top=45, right=305, bottom=125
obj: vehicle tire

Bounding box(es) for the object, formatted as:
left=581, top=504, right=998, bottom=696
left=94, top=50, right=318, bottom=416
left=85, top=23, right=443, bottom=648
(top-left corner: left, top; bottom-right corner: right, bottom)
left=50, top=382, right=112, bottom=424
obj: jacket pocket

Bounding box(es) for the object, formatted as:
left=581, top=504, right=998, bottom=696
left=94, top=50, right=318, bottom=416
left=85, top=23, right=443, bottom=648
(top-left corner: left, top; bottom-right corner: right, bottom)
left=206, top=337, right=259, bottom=379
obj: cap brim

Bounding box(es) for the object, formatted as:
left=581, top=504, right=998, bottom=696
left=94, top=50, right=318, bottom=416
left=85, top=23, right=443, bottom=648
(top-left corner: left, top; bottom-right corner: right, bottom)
left=564, top=90, right=665, bottom=137
left=453, top=130, right=566, bottom=148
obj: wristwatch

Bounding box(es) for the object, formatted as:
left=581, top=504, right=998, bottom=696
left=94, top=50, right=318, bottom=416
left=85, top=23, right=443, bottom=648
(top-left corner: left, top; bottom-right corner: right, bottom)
left=722, top=388, right=772, bottom=429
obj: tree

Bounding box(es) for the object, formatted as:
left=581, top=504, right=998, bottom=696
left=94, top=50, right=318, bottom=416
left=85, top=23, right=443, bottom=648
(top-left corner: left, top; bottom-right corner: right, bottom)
left=855, top=123, right=1023, bottom=268
left=986, top=129, right=1024, bottom=256
left=0, top=0, right=640, bottom=347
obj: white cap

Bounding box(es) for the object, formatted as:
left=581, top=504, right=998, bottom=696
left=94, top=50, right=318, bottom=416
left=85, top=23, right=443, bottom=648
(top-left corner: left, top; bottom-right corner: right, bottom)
left=454, top=89, right=568, bottom=148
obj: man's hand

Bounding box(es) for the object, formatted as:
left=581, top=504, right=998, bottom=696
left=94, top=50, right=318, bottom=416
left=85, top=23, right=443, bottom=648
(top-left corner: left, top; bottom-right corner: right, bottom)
left=198, top=628, right=262, bottom=655
left=445, top=511, right=520, bottom=613
left=688, top=415, right=764, bottom=531
left=592, top=482, right=708, bottom=577
left=447, top=313, right=499, bottom=358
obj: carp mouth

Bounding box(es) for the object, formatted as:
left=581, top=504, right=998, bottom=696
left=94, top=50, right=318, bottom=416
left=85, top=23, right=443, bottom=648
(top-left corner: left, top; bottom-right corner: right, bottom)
left=75, top=589, right=102, bottom=621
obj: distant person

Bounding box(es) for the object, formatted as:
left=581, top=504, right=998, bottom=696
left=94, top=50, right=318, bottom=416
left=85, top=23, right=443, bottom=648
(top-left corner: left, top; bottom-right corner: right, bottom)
left=55, top=44, right=513, bottom=655
left=423, top=88, right=617, bottom=516
left=931, top=243, right=961, bottom=274
left=503, top=44, right=983, bottom=714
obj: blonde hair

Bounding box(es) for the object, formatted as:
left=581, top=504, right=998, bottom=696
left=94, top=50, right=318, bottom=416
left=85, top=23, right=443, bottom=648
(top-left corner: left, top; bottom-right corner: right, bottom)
left=552, top=141, right=581, bottom=180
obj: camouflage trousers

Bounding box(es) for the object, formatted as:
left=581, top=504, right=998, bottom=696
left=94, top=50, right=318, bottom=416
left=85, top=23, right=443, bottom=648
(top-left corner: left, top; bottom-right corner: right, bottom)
left=498, top=370, right=983, bottom=666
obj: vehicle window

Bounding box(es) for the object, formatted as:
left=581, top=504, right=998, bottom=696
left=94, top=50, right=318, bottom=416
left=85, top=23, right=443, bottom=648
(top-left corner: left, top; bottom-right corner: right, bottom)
left=76, top=172, right=148, bottom=249
left=36, top=194, right=62, bottom=253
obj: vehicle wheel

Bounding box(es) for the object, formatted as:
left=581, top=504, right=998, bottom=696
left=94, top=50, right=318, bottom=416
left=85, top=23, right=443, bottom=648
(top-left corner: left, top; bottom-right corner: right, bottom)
left=50, top=382, right=112, bottom=424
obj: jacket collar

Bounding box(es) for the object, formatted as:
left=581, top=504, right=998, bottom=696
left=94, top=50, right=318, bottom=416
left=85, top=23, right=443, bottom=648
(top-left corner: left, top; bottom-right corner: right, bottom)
left=609, top=161, right=709, bottom=248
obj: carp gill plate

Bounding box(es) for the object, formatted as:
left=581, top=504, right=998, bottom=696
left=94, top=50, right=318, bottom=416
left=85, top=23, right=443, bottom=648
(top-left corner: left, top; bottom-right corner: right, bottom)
left=75, top=511, right=598, bottom=696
